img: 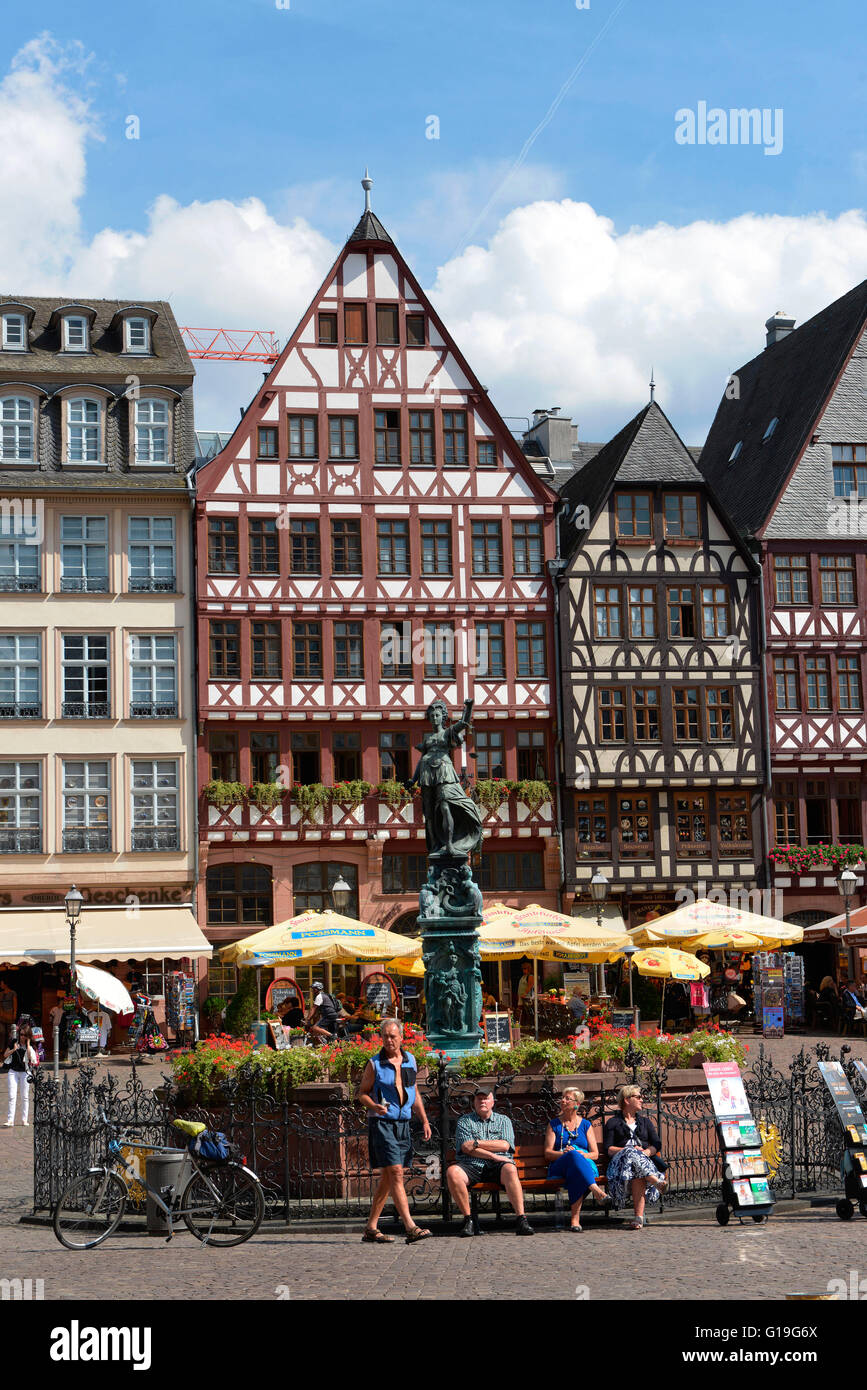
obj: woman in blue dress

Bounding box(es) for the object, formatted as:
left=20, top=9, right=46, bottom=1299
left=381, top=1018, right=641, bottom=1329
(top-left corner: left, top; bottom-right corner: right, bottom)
left=544, top=1088, right=608, bottom=1231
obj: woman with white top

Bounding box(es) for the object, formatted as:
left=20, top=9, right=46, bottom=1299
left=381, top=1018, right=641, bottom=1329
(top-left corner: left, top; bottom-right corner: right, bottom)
left=3, top=1024, right=38, bottom=1127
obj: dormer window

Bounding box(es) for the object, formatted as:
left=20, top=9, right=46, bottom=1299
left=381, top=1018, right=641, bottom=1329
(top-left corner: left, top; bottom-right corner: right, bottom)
left=762, top=417, right=779, bottom=443
left=2, top=315, right=26, bottom=351
left=63, top=316, right=89, bottom=352
left=727, top=441, right=743, bottom=465
left=124, top=317, right=150, bottom=354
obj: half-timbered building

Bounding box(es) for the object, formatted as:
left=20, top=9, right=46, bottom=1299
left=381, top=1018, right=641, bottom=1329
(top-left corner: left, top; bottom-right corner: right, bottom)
left=700, top=285, right=867, bottom=972
left=557, top=400, right=766, bottom=926
left=195, top=182, right=560, bottom=1000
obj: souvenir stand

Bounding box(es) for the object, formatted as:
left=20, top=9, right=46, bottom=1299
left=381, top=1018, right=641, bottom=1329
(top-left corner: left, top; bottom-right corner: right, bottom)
left=818, top=1059, right=867, bottom=1221
left=165, top=972, right=196, bottom=1047
left=705, top=1061, right=775, bottom=1226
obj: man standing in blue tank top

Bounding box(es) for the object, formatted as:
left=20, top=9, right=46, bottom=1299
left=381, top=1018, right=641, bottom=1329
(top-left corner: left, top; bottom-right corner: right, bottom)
left=358, top=1017, right=433, bottom=1244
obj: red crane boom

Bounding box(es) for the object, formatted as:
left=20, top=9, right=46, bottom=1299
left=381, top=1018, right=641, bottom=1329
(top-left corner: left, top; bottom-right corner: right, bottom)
left=180, top=328, right=280, bottom=363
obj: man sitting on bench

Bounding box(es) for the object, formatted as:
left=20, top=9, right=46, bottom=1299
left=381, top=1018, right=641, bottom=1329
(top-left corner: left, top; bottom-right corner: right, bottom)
left=447, top=1085, right=534, bottom=1236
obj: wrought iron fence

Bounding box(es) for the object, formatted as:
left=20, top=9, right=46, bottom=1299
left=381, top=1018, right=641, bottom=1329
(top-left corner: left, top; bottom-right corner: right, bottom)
left=31, top=1042, right=864, bottom=1223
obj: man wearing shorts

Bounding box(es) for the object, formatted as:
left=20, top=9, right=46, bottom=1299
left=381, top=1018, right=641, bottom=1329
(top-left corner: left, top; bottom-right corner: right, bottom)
left=447, top=1086, right=534, bottom=1235
left=358, top=1017, right=432, bottom=1244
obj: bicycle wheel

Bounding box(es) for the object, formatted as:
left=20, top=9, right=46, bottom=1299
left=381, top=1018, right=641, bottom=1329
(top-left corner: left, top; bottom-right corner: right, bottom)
left=181, top=1163, right=265, bottom=1247
left=53, top=1169, right=127, bottom=1250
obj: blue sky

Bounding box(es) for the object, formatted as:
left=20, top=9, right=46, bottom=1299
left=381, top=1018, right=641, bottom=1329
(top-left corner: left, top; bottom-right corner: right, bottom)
left=2, top=1, right=866, bottom=438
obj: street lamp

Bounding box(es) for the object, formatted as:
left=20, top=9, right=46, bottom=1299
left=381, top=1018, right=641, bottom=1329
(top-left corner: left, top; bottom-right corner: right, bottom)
left=589, top=872, right=609, bottom=998
left=331, top=874, right=352, bottom=914
left=64, top=885, right=83, bottom=1066
left=838, top=868, right=857, bottom=978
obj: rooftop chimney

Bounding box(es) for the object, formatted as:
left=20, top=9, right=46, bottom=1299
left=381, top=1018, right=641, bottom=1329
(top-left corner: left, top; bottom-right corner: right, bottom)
left=526, top=408, right=574, bottom=465
left=765, top=310, right=796, bottom=348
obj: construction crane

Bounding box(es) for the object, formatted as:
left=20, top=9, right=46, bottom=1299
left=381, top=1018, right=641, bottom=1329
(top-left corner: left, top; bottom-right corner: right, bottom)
left=179, top=327, right=280, bottom=363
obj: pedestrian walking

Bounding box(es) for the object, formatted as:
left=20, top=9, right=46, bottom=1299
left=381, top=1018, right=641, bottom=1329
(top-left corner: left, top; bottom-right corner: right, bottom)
left=358, top=1017, right=432, bottom=1244
left=3, top=1023, right=38, bottom=1126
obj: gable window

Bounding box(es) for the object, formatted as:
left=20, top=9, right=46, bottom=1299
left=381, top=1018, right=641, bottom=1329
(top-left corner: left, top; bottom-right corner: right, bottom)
left=376, top=305, right=399, bottom=344
left=380, top=622, right=412, bottom=680
left=288, top=415, right=318, bottom=458
left=805, top=655, right=830, bottom=711
left=667, top=587, right=695, bottom=638
left=477, top=440, right=497, bottom=468
left=292, top=622, right=322, bottom=680
left=343, top=304, right=367, bottom=344
left=61, top=634, right=110, bottom=718
left=632, top=687, right=659, bottom=741
left=515, top=621, right=546, bottom=677
left=134, top=398, right=169, bottom=464
left=409, top=411, right=434, bottom=465
left=289, top=519, right=320, bottom=575
left=374, top=410, right=401, bottom=464
left=705, top=687, right=734, bottom=740
left=317, top=313, right=337, bottom=345
left=837, top=655, right=863, bottom=711
left=1, top=315, right=26, bottom=351
left=248, top=517, right=279, bottom=575
left=62, top=760, right=110, bottom=853
left=517, top=729, right=546, bottom=780
left=331, top=518, right=362, bottom=574
left=406, top=314, right=425, bottom=347
left=129, top=635, right=177, bottom=717
left=251, top=731, right=279, bottom=784
left=334, top=622, right=364, bottom=681
left=0, top=634, right=41, bottom=717
left=209, top=621, right=240, bottom=680
left=700, top=586, right=730, bottom=638
left=0, top=513, right=39, bottom=592
left=131, top=760, right=179, bottom=851
left=66, top=398, right=101, bottom=463
left=333, top=730, right=361, bottom=781
left=0, top=762, right=41, bottom=854
left=0, top=396, right=34, bottom=462
left=474, top=729, right=505, bottom=779
left=251, top=621, right=282, bottom=680
left=831, top=444, right=867, bottom=498
left=819, top=554, right=856, bottom=605
left=593, top=585, right=621, bottom=639
left=617, top=794, right=653, bottom=852
left=442, top=411, right=468, bottom=466
left=598, top=687, right=626, bottom=742
left=512, top=520, right=543, bottom=576
left=423, top=622, right=455, bottom=680
left=774, top=555, right=810, bottom=605
left=207, top=517, right=239, bottom=574
left=663, top=494, right=700, bottom=539
left=377, top=519, right=409, bottom=575
left=62, top=316, right=89, bottom=352
left=328, top=416, right=358, bottom=460
left=615, top=492, right=652, bottom=539
left=420, top=519, right=452, bottom=575
left=124, top=317, right=150, bottom=354
left=257, top=426, right=278, bottom=459
left=773, top=779, right=798, bottom=842
left=672, top=687, right=700, bottom=740
left=380, top=731, right=411, bottom=784
left=128, top=517, right=175, bottom=592
left=209, top=731, right=238, bottom=781
left=774, top=655, right=799, bottom=710
left=471, top=520, right=502, bottom=575
left=60, top=516, right=109, bottom=592
left=628, top=586, right=656, bottom=638
left=474, top=621, right=505, bottom=679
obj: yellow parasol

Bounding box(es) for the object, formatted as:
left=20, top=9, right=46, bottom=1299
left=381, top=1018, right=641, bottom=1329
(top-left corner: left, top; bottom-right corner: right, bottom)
left=219, top=910, right=421, bottom=966
left=690, top=930, right=763, bottom=951
left=630, top=946, right=710, bottom=1029
left=630, top=898, right=803, bottom=949
left=383, top=956, right=424, bottom=978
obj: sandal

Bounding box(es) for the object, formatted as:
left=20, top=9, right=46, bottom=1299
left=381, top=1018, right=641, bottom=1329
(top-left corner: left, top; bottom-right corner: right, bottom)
left=405, top=1226, right=432, bottom=1244
left=627, top=1217, right=645, bottom=1230
left=569, top=1224, right=583, bottom=1233
left=361, top=1229, right=395, bottom=1244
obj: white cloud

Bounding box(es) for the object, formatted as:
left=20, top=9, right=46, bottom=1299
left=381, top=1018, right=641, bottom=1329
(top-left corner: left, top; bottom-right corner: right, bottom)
left=2, top=36, right=867, bottom=444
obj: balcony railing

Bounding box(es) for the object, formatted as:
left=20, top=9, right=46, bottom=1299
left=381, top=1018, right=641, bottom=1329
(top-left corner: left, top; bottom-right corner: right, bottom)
left=129, top=577, right=177, bottom=593
left=132, top=827, right=180, bottom=852
left=129, top=702, right=178, bottom=719
left=0, top=577, right=40, bottom=592
left=61, top=702, right=111, bottom=719
left=0, top=829, right=42, bottom=854
left=60, top=577, right=109, bottom=593
left=0, top=703, right=42, bottom=718
left=63, top=828, right=111, bottom=853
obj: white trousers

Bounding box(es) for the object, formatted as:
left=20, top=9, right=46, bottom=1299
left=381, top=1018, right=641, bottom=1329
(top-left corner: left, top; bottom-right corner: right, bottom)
left=6, top=1069, right=30, bottom=1124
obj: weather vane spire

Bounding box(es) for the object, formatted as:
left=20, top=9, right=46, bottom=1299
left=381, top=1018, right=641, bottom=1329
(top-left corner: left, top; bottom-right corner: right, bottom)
left=649, top=367, right=656, bottom=403
left=362, top=168, right=373, bottom=213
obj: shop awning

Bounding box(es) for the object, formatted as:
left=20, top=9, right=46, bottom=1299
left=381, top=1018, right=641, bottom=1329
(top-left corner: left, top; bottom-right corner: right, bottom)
left=804, top=904, right=867, bottom=942
left=0, top=905, right=212, bottom=965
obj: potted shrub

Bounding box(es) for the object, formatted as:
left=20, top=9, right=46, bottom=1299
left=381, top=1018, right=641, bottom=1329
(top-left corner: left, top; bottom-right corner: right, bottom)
left=201, top=995, right=227, bottom=1036
left=330, top=779, right=373, bottom=808
left=203, top=779, right=247, bottom=811
left=249, top=781, right=284, bottom=813
left=514, top=779, right=553, bottom=815
left=474, top=778, right=510, bottom=816
left=291, top=782, right=331, bottom=822
left=376, top=779, right=413, bottom=810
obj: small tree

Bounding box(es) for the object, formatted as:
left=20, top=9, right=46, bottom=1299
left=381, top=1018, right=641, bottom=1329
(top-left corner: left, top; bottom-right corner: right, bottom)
left=224, top=969, right=260, bottom=1036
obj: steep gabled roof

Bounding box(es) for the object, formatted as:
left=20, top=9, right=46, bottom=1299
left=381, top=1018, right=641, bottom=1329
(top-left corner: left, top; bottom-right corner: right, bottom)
left=0, top=296, right=192, bottom=377
left=699, top=280, right=867, bottom=535
left=346, top=209, right=393, bottom=245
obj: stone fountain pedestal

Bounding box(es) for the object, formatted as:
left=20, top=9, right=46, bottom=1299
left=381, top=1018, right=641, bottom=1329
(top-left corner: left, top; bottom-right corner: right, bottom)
left=419, top=854, right=483, bottom=1064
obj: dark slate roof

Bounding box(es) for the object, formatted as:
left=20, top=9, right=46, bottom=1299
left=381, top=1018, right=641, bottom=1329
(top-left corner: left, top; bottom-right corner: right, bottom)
left=699, top=279, right=867, bottom=534
left=558, top=403, right=707, bottom=559
left=0, top=296, right=193, bottom=378
left=346, top=210, right=393, bottom=245
left=521, top=440, right=607, bottom=490
left=0, top=468, right=191, bottom=493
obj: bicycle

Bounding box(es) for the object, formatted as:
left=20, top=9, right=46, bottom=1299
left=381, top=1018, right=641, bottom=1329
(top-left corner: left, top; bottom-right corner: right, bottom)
left=52, top=1111, right=265, bottom=1250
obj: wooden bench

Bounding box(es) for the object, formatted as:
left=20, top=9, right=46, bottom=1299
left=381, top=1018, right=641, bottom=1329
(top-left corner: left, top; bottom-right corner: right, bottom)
left=456, top=1142, right=611, bottom=1231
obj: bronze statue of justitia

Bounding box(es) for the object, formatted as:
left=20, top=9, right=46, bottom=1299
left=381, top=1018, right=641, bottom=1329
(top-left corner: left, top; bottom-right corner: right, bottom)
left=409, top=698, right=483, bottom=860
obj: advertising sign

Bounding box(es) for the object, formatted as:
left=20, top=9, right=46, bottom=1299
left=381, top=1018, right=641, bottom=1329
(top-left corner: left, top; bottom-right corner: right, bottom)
left=817, top=1061, right=867, bottom=1146
left=703, top=1061, right=751, bottom=1120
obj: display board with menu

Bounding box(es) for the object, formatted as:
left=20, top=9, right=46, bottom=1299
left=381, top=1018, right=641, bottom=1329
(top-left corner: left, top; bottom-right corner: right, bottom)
left=704, top=1061, right=774, bottom=1223
left=482, top=1011, right=512, bottom=1048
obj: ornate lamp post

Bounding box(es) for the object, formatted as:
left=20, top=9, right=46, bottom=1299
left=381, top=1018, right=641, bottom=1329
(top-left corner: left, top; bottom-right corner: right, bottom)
left=837, top=867, right=857, bottom=980
left=589, top=872, right=609, bottom=998
left=64, top=885, right=83, bottom=1065
left=331, top=872, right=353, bottom=996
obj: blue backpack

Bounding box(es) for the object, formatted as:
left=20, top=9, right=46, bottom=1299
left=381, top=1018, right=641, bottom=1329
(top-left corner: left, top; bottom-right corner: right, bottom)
left=189, top=1129, right=238, bottom=1163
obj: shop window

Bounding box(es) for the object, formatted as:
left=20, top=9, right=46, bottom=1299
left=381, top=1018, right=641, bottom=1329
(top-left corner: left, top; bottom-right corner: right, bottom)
left=576, top=797, right=610, bottom=848
left=206, top=863, right=272, bottom=925
left=674, top=793, right=708, bottom=850
left=616, top=794, right=653, bottom=853
left=207, top=961, right=237, bottom=997
left=717, top=794, right=751, bottom=846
